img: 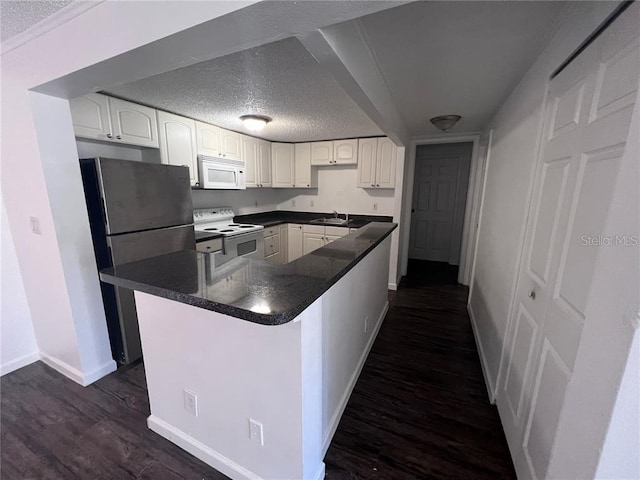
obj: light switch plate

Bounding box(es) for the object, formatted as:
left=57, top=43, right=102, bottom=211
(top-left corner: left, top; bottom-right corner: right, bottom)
left=249, top=418, right=264, bottom=446
left=184, top=389, right=198, bottom=416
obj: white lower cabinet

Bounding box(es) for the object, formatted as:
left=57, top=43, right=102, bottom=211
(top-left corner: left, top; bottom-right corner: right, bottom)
left=264, top=225, right=281, bottom=263
left=302, top=225, right=349, bottom=255
left=288, top=224, right=304, bottom=261
left=157, top=111, right=198, bottom=186
left=279, top=224, right=288, bottom=263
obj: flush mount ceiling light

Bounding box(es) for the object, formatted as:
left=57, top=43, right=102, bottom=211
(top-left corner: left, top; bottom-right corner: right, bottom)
left=430, top=115, right=462, bottom=132
left=240, top=114, right=272, bottom=132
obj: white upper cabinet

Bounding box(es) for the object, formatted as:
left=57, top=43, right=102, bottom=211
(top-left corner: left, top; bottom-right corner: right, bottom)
left=310, top=141, right=334, bottom=165
left=243, top=136, right=272, bottom=187
left=220, top=129, right=242, bottom=161
left=108, top=98, right=159, bottom=148
left=195, top=122, right=242, bottom=162
left=70, top=93, right=158, bottom=147
left=294, top=143, right=316, bottom=188
left=357, top=137, right=396, bottom=188
left=257, top=139, right=272, bottom=187
left=333, top=139, right=358, bottom=165
left=196, top=121, right=222, bottom=157
left=271, top=143, right=295, bottom=188
left=158, top=111, right=198, bottom=186
left=69, top=93, right=111, bottom=140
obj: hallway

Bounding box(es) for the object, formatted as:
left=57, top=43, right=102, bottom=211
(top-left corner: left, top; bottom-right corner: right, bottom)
left=1, top=260, right=515, bottom=479
left=324, top=260, right=515, bottom=478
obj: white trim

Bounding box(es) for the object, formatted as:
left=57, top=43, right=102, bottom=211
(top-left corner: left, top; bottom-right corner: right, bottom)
left=39, top=352, right=116, bottom=386
left=1, top=2, right=105, bottom=55
left=148, top=415, right=265, bottom=480
left=388, top=282, right=397, bottom=290
left=403, top=134, right=481, bottom=285
left=321, top=301, right=389, bottom=454
left=310, top=462, right=326, bottom=480
left=467, top=304, right=495, bottom=402
left=0, top=351, right=39, bottom=376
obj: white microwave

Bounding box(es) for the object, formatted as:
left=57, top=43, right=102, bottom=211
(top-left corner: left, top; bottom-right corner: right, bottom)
left=198, top=155, right=246, bottom=190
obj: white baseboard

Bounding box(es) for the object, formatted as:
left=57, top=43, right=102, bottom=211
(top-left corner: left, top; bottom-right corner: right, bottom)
left=310, top=462, right=326, bottom=480
left=148, top=415, right=263, bottom=480
left=388, top=282, right=397, bottom=290
left=322, top=301, right=389, bottom=455
left=40, top=352, right=116, bottom=386
left=0, top=351, right=39, bottom=376
left=467, top=303, right=496, bottom=403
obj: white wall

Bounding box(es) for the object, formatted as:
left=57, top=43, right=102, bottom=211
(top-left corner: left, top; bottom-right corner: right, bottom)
left=277, top=166, right=396, bottom=216
left=468, top=1, right=622, bottom=394
left=0, top=199, right=38, bottom=375
left=192, top=187, right=288, bottom=215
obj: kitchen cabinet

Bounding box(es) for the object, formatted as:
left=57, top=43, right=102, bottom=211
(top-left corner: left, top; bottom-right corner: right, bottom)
left=288, top=224, right=304, bottom=261
left=357, top=137, right=396, bottom=188
left=264, top=225, right=281, bottom=263
left=195, top=122, right=242, bottom=162
left=157, top=111, right=198, bottom=186
left=272, top=143, right=295, bottom=188
left=302, top=225, right=349, bottom=255
left=279, top=224, right=288, bottom=263
left=310, top=141, right=334, bottom=165
left=294, top=143, right=317, bottom=188
left=333, top=139, right=358, bottom=165
left=70, top=93, right=159, bottom=148
left=243, top=136, right=272, bottom=188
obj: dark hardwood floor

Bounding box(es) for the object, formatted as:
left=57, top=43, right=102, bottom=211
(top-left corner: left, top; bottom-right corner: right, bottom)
left=1, top=259, right=514, bottom=479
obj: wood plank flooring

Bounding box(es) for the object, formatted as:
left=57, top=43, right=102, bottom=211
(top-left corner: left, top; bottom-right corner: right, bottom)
left=1, top=260, right=514, bottom=479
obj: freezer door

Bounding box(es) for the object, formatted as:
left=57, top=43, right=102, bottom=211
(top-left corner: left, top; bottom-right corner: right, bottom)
left=95, top=157, right=194, bottom=235
left=105, top=225, right=196, bottom=364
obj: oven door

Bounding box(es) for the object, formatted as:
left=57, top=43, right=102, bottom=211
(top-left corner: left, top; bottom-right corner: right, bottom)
left=199, top=161, right=246, bottom=190
left=224, top=231, right=265, bottom=259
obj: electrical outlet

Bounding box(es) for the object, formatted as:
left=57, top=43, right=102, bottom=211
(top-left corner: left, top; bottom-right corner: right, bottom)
left=364, top=316, right=369, bottom=333
left=183, top=389, right=198, bottom=416
left=249, top=419, right=264, bottom=446
left=373, top=203, right=378, bottom=211
left=30, top=216, right=41, bottom=235
left=310, top=200, right=314, bottom=207
left=292, top=199, right=296, bottom=207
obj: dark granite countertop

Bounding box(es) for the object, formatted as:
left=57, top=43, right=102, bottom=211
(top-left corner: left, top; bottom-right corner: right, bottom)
left=195, top=231, right=223, bottom=242
left=234, top=210, right=393, bottom=229
left=100, top=222, right=396, bottom=325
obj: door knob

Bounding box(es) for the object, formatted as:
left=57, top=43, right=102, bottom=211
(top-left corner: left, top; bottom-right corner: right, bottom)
left=528, top=290, right=536, bottom=300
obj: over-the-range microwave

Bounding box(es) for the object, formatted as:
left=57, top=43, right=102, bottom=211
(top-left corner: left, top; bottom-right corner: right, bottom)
left=198, top=155, right=246, bottom=190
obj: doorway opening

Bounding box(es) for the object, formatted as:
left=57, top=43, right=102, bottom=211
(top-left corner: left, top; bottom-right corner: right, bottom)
left=408, top=142, right=473, bottom=279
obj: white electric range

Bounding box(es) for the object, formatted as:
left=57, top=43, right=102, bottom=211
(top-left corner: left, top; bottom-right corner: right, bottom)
left=193, top=207, right=264, bottom=259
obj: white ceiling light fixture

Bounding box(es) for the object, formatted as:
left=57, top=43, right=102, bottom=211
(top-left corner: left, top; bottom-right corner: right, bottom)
left=430, top=115, right=461, bottom=132
left=240, top=114, right=272, bottom=132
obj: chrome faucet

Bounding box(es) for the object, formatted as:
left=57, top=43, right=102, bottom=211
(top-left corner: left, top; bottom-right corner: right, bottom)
left=332, top=210, right=339, bottom=219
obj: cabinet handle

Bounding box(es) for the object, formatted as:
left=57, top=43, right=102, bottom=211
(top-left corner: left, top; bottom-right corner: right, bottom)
left=292, top=184, right=295, bottom=187
left=307, top=184, right=310, bottom=187
left=106, top=133, right=113, bottom=139
left=376, top=184, right=380, bottom=187
left=116, top=135, right=122, bottom=140
left=371, top=184, right=375, bottom=187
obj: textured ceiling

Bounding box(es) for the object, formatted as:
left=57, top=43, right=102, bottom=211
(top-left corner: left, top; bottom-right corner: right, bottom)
left=351, top=1, right=568, bottom=136
left=104, top=37, right=383, bottom=143
left=0, top=0, right=73, bottom=42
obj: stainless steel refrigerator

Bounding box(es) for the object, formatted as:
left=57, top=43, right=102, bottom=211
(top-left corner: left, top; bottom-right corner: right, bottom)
left=80, top=157, right=195, bottom=365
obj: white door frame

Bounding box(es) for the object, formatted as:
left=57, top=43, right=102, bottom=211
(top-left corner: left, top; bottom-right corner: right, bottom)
left=401, top=134, right=481, bottom=285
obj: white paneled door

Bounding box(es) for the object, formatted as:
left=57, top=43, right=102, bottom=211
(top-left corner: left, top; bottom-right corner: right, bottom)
left=409, top=155, right=460, bottom=261
left=496, top=11, right=639, bottom=480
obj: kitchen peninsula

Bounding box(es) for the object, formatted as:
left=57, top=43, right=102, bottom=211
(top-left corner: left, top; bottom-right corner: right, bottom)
left=101, top=222, right=396, bottom=480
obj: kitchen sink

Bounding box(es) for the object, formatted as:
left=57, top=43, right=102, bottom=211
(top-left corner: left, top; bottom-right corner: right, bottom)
left=310, top=217, right=349, bottom=226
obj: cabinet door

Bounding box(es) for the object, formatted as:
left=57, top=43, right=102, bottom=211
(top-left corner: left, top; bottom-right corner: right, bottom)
left=288, top=224, right=304, bottom=261
left=242, top=135, right=259, bottom=187
left=196, top=121, right=222, bottom=156
left=376, top=137, right=396, bottom=188
left=294, top=143, right=313, bottom=188
left=220, top=129, right=242, bottom=162
left=271, top=143, right=295, bottom=188
left=303, top=232, right=325, bottom=254
left=325, top=226, right=349, bottom=238
left=357, top=137, right=378, bottom=188
left=69, top=93, right=111, bottom=140
left=333, top=139, right=358, bottom=165
left=310, top=141, right=334, bottom=165
left=258, top=139, right=272, bottom=187
left=279, top=224, right=288, bottom=263
left=108, top=97, right=159, bottom=148
left=157, top=111, right=198, bottom=186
